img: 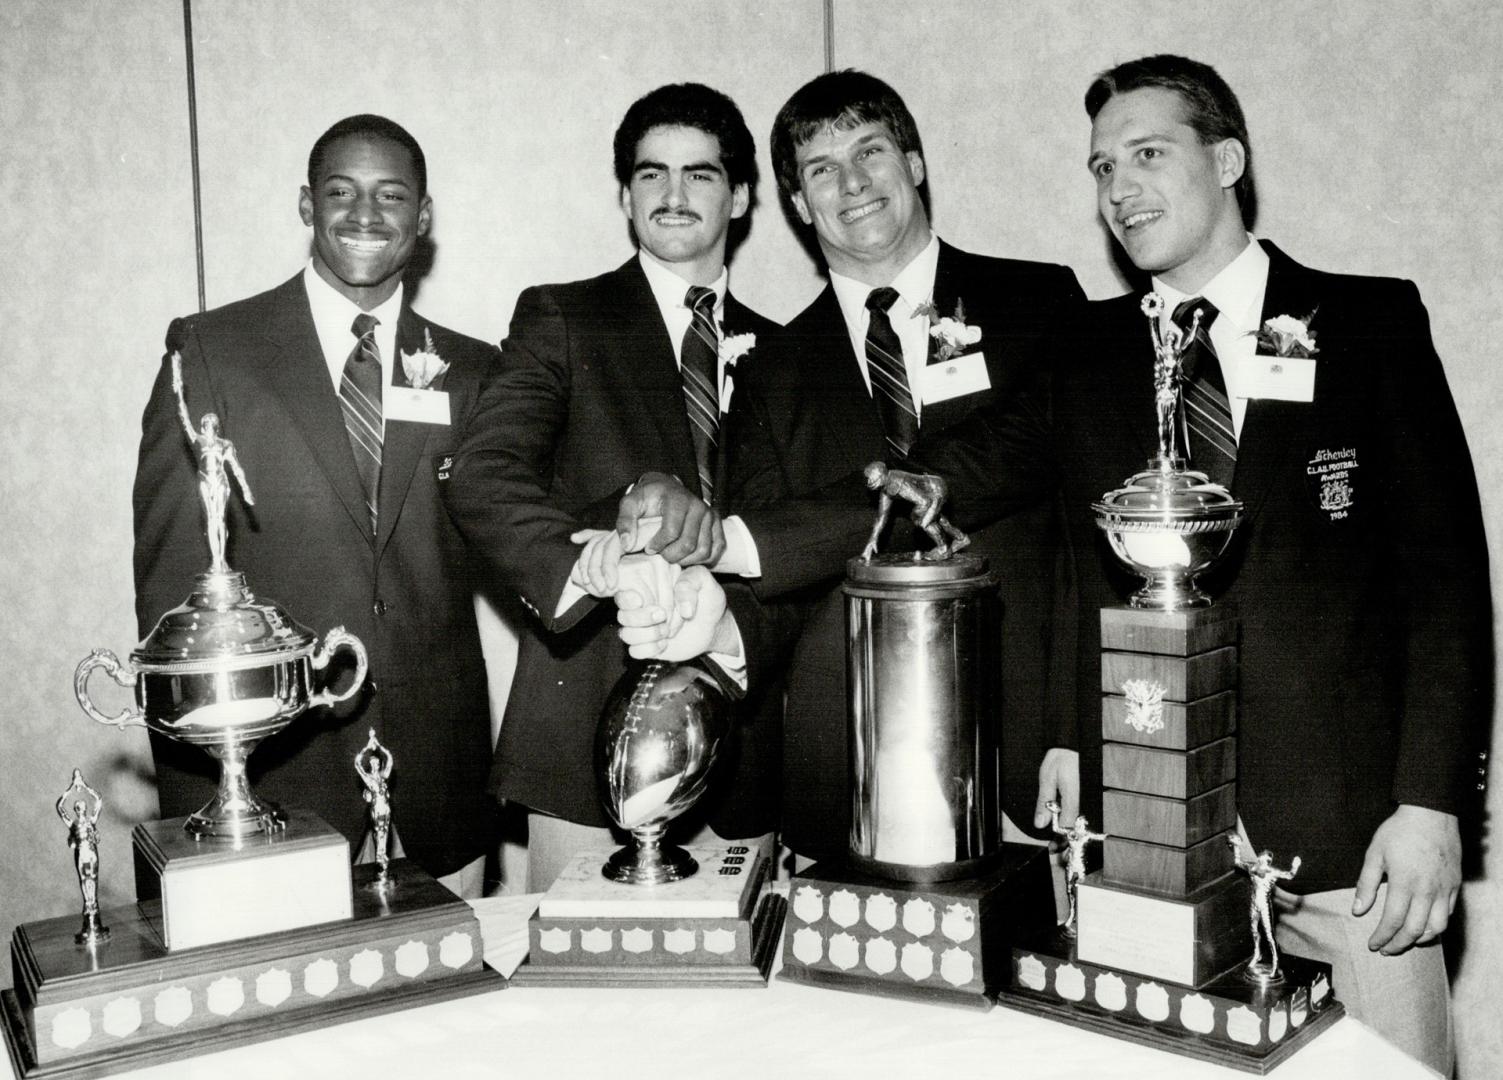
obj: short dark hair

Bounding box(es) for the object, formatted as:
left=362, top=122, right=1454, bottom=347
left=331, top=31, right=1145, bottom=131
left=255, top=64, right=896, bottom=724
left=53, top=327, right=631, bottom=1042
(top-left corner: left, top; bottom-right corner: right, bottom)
left=771, top=70, right=924, bottom=201
left=612, top=83, right=758, bottom=192
left=1085, top=54, right=1254, bottom=219
left=307, top=115, right=427, bottom=197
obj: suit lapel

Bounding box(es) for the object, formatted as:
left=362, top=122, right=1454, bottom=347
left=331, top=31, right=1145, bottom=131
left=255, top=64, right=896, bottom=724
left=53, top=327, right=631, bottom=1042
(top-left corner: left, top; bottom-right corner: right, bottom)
left=1233, top=243, right=1321, bottom=518
left=375, top=310, right=435, bottom=555
left=258, top=277, right=373, bottom=542
left=610, top=260, right=702, bottom=489
left=804, top=285, right=888, bottom=467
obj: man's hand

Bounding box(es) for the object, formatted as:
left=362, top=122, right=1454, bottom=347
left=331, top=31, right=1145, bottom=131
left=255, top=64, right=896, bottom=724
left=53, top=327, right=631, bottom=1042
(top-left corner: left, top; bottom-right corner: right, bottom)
left=615, top=472, right=725, bottom=566
left=568, top=528, right=624, bottom=597
left=1353, top=804, right=1461, bottom=955
left=615, top=563, right=732, bottom=661
left=1033, top=747, right=1080, bottom=831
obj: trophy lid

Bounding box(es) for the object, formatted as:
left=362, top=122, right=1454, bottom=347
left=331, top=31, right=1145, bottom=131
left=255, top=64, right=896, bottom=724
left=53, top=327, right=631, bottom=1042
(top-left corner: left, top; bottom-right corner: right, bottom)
left=131, top=571, right=319, bottom=670
left=1093, top=460, right=1244, bottom=530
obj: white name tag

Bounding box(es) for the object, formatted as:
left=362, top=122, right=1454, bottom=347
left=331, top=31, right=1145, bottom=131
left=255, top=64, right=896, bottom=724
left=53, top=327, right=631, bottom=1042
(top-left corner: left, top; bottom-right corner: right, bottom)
left=919, top=351, right=991, bottom=405
left=385, top=386, right=450, bottom=425
left=1238, top=356, right=1315, bottom=403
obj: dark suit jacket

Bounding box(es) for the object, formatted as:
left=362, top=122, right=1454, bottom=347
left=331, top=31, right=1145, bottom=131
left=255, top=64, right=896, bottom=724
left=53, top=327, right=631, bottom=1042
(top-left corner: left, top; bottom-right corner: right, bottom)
left=134, top=274, right=500, bottom=877
left=724, top=242, right=1086, bottom=857
left=441, top=258, right=782, bottom=834
left=1040, top=242, right=1490, bottom=892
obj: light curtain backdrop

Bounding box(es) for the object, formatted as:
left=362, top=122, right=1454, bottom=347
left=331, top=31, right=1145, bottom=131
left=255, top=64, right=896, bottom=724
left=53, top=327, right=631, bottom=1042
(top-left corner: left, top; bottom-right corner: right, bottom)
left=2, top=2, right=1498, bottom=1075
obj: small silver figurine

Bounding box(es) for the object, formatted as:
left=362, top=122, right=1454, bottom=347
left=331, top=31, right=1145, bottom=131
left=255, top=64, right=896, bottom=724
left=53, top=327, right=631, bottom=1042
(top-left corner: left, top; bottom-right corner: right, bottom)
left=172, top=353, right=254, bottom=575
left=860, top=461, right=971, bottom=562
left=1228, top=834, right=1301, bottom=985
left=1047, top=800, right=1106, bottom=938
left=1143, top=293, right=1204, bottom=466
left=56, top=769, right=109, bottom=945
left=355, top=729, right=395, bottom=890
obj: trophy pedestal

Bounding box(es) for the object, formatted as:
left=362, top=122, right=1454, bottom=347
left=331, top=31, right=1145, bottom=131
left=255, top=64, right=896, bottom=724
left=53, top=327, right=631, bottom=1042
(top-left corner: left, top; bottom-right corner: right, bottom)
left=1076, top=872, right=1247, bottom=985
left=512, top=843, right=785, bottom=987
left=999, top=938, right=1342, bottom=1074
left=133, top=809, right=353, bottom=952
left=1, top=861, right=505, bottom=1080
left=779, top=842, right=1053, bottom=1011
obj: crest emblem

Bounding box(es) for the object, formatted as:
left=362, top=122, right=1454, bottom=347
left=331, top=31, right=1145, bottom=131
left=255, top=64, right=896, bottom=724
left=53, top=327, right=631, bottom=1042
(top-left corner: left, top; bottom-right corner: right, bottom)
left=1305, top=446, right=1359, bottom=522
left=1122, top=679, right=1166, bottom=734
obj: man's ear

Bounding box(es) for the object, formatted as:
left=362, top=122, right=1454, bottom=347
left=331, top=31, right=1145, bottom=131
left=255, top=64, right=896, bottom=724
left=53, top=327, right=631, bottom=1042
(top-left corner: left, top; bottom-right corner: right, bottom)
left=298, top=186, right=315, bottom=226
left=790, top=190, right=812, bottom=226
left=1215, top=138, right=1246, bottom=191
left=731, top=183, right=749, bottom=220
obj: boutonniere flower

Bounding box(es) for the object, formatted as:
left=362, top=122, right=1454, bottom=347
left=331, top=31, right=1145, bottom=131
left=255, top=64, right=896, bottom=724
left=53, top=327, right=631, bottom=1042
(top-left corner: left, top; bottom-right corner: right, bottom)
left=400, top=329, right=450, bottom=389
left=719, top=331, right=756, bottom=372
left=1253, top=312, right=1319, bottom=358
left=916, top=299, right=983, bottom=362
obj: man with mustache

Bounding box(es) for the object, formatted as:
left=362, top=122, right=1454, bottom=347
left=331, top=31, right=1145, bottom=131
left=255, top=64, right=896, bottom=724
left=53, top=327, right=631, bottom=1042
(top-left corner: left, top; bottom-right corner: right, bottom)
left=442, top=83, right=780, bottom=889
left=134, top=115, right=499, bottom=896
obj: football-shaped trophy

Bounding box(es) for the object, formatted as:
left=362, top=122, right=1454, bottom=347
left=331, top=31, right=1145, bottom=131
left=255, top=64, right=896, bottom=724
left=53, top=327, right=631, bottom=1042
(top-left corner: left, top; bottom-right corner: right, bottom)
left=595, top=659, right=731, bottom=884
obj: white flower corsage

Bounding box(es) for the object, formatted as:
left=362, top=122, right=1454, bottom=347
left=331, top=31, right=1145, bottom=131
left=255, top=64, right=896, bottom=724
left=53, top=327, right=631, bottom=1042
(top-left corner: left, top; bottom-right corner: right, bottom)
left=917, top=299, right=983, bottom=362
left=1254, top=312, right=1319, bottom=358
left=400, top=329, right=450, bottom=389
left=719, top=331, right=756, bottom=370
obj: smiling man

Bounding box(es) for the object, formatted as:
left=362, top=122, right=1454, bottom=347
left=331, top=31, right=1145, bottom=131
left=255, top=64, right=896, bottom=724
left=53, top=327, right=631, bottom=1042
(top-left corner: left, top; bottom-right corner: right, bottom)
left=440, top=84, right=780, bottom=889
left=622, top=70, right=1086, bottom=864
left=134, top=115, right=500, bottom=896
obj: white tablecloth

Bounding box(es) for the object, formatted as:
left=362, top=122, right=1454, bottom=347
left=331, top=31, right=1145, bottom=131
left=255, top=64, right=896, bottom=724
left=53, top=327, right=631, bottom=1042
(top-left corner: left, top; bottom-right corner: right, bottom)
left=16, top=894, right=1433, bottom=1080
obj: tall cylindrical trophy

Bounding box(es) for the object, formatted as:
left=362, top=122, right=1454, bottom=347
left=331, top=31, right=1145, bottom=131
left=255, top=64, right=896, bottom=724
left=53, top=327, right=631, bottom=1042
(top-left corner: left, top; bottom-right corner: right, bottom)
left=845, top=553, right=1000, bottom=881
left=780, top=465, right=1054, bottom=1009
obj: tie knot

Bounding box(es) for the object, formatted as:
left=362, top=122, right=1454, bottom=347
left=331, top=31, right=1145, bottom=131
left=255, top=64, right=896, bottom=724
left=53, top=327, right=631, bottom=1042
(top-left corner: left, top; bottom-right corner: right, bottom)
left=685, top=286, right=716, bottom=314
left=866, top=287, right=900, bottom=314
left=352, top=313, right=379, bottom=340
left=1171, top=296, right=1219, bottom=334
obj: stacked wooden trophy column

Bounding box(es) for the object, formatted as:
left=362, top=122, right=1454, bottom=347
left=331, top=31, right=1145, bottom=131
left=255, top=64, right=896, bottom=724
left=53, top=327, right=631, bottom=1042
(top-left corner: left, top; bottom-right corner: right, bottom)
left=997, top=296, right=1342, bottom=1072
left=2, top=360, right=502, bottom=1080
left=778, top=470, right=1054, bottom=1010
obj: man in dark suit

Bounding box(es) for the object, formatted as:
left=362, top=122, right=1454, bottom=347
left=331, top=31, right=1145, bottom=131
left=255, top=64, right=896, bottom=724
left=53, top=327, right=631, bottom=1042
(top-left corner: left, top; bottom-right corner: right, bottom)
left=441, top=84, right=780, bottom=889
left=626, top=71, right=1084, bottom=862
left=904, top=56, right=1486, bottom=1072
left=134, top=115, right=499, bottom=895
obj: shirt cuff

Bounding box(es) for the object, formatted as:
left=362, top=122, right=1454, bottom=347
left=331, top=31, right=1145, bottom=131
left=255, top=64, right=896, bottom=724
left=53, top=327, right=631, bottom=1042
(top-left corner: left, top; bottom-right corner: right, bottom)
left=555, top=578, right=589, bottom=619
left=718, top=515, right=762, bottom=578
left=706, top=615, right=748, bottom=692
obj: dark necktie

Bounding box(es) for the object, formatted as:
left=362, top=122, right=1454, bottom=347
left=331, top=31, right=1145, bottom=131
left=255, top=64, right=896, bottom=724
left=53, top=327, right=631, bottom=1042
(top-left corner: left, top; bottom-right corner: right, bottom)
left=1173, top=296, right=1236, bottom=487
left=865, top=286, right=919, bottom=458
left=680, top=285, right=720, bottom=503
left=340, top=313, right=383, bottom=533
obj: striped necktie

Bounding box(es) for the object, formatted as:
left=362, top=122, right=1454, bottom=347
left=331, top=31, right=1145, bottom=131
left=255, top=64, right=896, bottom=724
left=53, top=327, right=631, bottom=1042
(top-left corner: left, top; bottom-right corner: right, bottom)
left=1173, top=296, right=1236, bottom=488
left=865, top=286, right=918, bottom=458
left=340, top=312, right=383, bottom=534
left=680, top=285, right=720, bottom=503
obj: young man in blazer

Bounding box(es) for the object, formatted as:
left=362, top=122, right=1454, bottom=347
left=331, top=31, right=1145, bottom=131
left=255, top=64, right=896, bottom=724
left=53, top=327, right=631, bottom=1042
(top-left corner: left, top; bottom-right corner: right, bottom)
left=134, top=116, right=499, bottom=895
left=441, top=84, right=781, bottom=889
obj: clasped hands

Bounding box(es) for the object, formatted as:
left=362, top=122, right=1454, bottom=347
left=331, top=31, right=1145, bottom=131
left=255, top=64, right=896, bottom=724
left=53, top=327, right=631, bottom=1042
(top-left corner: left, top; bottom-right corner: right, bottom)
left=570, top=472, right=734, bottom=660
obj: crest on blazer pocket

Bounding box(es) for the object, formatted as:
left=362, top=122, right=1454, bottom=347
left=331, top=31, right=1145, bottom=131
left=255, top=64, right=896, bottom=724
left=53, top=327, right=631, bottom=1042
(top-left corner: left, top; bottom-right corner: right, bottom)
left=436, top=452, right=454, bottom=482
left=1304, top=445, right=1359, bottom=523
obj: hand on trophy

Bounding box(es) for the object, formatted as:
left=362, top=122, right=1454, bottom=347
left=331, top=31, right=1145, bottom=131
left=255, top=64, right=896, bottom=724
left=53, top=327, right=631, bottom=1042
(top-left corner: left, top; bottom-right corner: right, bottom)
left=1032, top=747, right=1081, bottom=832
left=614, top=471, right=725, bottom=566
left=1353, top=803, right=1461, bottom=955
left=615, top=558, right=734, bottom=661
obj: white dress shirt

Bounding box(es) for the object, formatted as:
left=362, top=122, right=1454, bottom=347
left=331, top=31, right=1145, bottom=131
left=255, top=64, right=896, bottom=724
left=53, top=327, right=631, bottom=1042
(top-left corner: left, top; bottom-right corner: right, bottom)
left=302, top=262, right=404, bottom=425
left=1151, top=236, right=1271, bottom=442
left=637, top=251, right=735, bottom=412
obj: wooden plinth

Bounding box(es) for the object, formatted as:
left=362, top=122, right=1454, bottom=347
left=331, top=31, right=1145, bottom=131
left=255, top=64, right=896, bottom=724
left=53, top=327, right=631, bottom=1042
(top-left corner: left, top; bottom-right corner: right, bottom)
left=1102, top=689, right=1236, bottom=750
left=1000, top=939, right=1343, bottom=1074
left=1100, top=606, right=1239, bottom=656
left=1, top=861, right=504, bottom=1080
left=1103, top=647, right=1238, bottom=702
left=1105, top=783, right=1237, bottom=848
left=1103, top=831, right=1236, bottom=897
left=512, top=844, right=785, bottom=987
left=778, top=843, right=1053, bottom=1010
left=1103, top=738, right=1236, bottom=800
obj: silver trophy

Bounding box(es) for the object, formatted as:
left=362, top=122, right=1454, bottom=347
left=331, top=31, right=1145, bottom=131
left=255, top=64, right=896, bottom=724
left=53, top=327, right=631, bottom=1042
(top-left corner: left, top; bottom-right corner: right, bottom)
left=56, top=769, right=109, bottom=945
left=596, top=659, right=730, bottom=885
left=1046, top=800, right=1106, bottom=939
left=74, top=355, right=368, bottom=841
left=356, top=729, right=395, bottom=891
left=1093, top=294, right=1243, bottom=609
left=1228, top=835, right=1301, bottom=986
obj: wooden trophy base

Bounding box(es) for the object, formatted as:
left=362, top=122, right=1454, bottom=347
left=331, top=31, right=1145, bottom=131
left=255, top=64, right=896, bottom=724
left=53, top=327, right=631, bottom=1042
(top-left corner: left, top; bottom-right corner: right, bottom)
left=512, top=843, right=785, bottom=987
left=998, top=933, right=1343, bottom=1074
left=778, top=842, right=1053, bottom=1011
left=2, top=861, right=505, bottom=1080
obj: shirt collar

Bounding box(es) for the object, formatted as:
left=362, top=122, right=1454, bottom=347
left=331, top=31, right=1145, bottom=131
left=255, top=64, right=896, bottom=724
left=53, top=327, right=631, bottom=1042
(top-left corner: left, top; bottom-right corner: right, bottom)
left=638, top=251, right=728, bottom=321
left=829, top=232, right=940, bottom=326
left=1152, top=235, right=1268, bottom=331
left=302, top=261, right=405, bottom=336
